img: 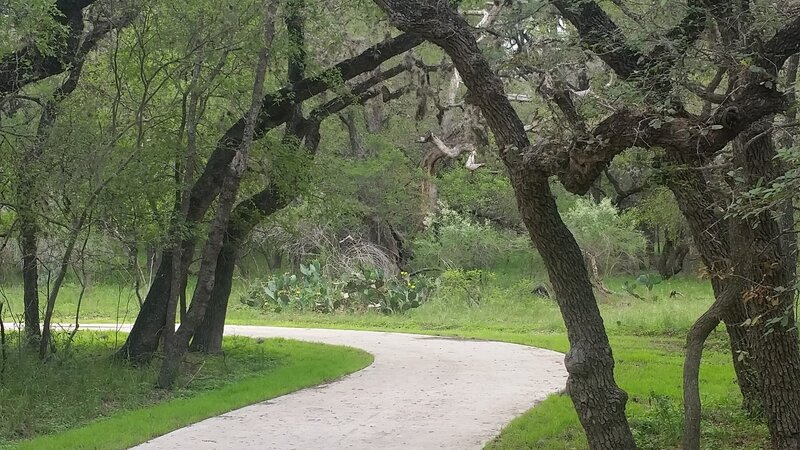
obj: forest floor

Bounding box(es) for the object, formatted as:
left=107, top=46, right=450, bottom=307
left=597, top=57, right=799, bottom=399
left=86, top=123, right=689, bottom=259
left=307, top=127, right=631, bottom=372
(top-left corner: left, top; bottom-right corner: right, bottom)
left=0, top=275, right=771, bottom=449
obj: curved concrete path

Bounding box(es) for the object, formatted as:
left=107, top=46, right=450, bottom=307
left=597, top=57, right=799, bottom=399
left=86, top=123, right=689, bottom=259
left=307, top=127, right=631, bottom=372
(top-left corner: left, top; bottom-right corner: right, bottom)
left=89, top=325, right=568, bottom=449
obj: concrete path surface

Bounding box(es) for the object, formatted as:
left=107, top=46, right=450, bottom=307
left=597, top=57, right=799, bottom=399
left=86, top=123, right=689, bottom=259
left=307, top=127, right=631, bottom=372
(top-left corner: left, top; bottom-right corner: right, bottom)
left=85, top=325, right=568, bottom=449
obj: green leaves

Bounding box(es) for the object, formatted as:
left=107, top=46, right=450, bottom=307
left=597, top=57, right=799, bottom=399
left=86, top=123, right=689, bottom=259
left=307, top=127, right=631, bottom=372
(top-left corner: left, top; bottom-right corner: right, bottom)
left=240, top=261, right=435, bottom=314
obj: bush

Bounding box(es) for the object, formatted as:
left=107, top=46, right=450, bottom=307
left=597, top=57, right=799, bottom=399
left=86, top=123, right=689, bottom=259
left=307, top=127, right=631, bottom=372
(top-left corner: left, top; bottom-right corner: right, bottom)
left=631, top=393, right=683, bottom=449
left=240, top=261, right=436, bottom=314
left=412, top=204, right=531, bottom=270
left=439, top=269, right=494, bottom=307
left=563, top=198, right=646, bottom=276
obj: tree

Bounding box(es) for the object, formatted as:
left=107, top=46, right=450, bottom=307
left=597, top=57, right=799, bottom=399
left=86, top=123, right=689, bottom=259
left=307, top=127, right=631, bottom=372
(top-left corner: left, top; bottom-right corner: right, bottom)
left=116, top=31, right=424, bottom=363
left=2, top=0, right=136, bottom=346
left=371, top=1, right=637, bottom=447
left=520, top=1, right=800, bottom=447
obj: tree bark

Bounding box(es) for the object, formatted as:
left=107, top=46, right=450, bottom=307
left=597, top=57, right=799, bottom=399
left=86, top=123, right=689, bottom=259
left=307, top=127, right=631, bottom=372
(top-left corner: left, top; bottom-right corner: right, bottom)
left=189, top=186, right=288, bottom=353
left=656, top=237, right=689, bottom=279
left=19, top=214, right=41, bottom=345
left=371, top=1, right=636, bottom=447
left=189, top=79, right=413, bottom=355
left=731, top=122, right=800, bottom=449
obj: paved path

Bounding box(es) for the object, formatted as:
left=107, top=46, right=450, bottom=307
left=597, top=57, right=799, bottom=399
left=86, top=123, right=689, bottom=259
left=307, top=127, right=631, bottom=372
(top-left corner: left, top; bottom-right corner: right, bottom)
left=87, top=325, right=568, bottom=449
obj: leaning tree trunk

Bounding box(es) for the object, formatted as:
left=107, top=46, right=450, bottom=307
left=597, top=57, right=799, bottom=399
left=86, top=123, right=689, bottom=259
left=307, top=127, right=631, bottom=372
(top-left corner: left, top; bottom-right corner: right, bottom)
left=664, top=150, right=763, bottom=419
left=190, top=186, right=288, bottom=353
left=190, top=12, right=419, bottom=352
left=512, top=174, right=635, bottom=448
left=370, top=1, right=637, bottom=447
left=113, top=251, right=172, bottom=362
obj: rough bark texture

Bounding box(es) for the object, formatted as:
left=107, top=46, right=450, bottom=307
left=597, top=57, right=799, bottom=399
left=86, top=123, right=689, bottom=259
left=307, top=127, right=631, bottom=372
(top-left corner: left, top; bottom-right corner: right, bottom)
left=189, top=78, right=412, bottom=352
left=119, top=33, right=423, bottom=362
left=372, top=1, right=636, bottom=447
left=544, top=4, right=800, bottom=446
left=731, top=123, right=800, bottom=449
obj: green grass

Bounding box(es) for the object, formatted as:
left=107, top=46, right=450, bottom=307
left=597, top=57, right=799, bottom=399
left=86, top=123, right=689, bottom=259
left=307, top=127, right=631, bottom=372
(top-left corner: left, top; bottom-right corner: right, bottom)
left=0, top=331, right=372, bottom=450
left=0, top=274, right=772, bottom=448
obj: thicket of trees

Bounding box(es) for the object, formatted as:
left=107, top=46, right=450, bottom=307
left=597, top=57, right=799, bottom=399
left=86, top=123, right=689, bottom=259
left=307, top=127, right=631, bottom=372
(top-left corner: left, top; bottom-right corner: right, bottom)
left=1, top=0, right=799, bottom=448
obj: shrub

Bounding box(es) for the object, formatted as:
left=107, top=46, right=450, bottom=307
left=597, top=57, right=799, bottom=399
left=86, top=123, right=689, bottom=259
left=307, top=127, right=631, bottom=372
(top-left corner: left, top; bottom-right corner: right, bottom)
left=631, top=393, right=683, bottom=449
left=563, top=198, right=646, bottom=276
left=412, top=203, right=531, bottom=270
left=439, top=269, right=494, bottom=307
left=240, top=261, right=435, bottom=314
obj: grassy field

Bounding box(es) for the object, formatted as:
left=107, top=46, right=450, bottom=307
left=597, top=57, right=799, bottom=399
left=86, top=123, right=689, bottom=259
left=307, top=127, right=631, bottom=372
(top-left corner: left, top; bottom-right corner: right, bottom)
left=0, top=332, right=371, bottom=449
left=0, top=274, right=770, bottom=449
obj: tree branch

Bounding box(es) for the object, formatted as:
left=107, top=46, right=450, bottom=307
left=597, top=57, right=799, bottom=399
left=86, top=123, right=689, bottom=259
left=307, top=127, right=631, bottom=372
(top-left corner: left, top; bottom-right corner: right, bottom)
left=186, top=33, right=424, bottom=222
left=0, top=0, right=103, bottom=97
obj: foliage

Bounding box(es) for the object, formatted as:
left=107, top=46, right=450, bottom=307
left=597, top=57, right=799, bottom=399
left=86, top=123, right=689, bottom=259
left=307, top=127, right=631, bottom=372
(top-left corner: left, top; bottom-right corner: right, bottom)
left=625, top=186, right=687, bottom=240
left=563, top=198, right=647, bottom=276
left=630, top=394, right=684, bottom=450
left=439, top=268, right=494, bottom=307
left=412, top=203, right=531, bottom=270
left=240, top=261, right=435, bottom=314
left=727, top=145, right=800, bottom=221
left=437, top=166, right=521, bottom=228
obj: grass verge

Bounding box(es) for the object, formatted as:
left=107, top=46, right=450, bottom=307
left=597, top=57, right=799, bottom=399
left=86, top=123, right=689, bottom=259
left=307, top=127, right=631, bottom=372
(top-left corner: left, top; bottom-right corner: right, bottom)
left=1, top=332, right=371, bottom=450
left=0, top=275, right=772, bottom=448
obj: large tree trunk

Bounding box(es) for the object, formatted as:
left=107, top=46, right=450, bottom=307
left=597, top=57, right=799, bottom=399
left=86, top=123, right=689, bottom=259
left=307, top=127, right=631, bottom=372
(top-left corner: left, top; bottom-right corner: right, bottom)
left=189, top=56, right=416, bottom=353
left=731, top=123, right=800, bottom=448
left=513, top=175, right=635, bottom=448
left=190, top=0, right=305, bottom=354
left=113, top=251, right=172, bottom=362
left=190, top=187, right=288, bottom=353
left=370, top=1, right=636, bottom=447
left=721, top=301, right=762, bottom=413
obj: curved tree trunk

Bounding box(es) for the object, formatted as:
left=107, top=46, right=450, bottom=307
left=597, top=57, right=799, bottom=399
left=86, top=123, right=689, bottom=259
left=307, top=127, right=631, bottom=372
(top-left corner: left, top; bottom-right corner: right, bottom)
left=664, top=151, right=764, bottom=422
left=190, top=186, right=288, bottom=353
left=370, top=1, right=637, bottom=447
left=158, top=0, right=278, bottom=388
